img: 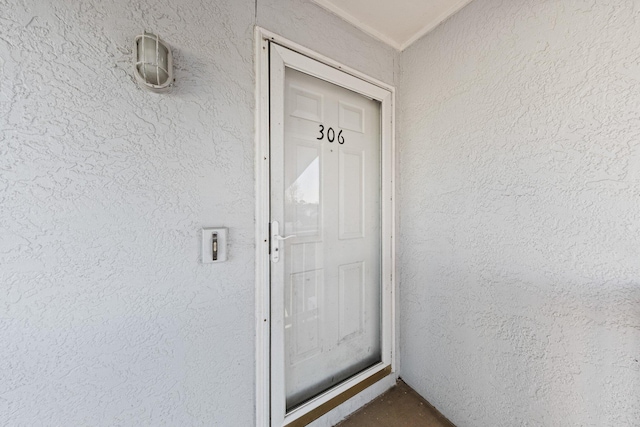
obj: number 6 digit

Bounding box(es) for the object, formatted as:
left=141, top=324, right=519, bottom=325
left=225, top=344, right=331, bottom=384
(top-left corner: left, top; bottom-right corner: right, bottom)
left=338, top=130, right=345, bottom=144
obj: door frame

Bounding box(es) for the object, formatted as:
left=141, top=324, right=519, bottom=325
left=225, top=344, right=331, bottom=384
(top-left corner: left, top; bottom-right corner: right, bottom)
left=255, top=27, right=396, bottom=427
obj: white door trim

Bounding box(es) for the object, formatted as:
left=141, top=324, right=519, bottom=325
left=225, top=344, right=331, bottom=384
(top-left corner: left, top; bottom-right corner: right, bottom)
left=255, top=27, right=396, bottom=427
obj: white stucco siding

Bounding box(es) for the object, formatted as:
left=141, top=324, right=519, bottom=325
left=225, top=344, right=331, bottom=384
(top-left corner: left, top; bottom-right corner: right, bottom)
left=398, top=1, right=640, bottom=426
left=0, top=0, right=395, bottom=425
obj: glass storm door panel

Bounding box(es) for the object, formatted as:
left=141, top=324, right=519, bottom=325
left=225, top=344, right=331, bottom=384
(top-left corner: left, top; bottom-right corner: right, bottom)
left=271, top=63, right=382, bottom=411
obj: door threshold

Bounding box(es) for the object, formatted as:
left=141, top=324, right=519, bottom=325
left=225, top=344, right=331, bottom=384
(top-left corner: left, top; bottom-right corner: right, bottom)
left=284, top=365, right=392, bottom=427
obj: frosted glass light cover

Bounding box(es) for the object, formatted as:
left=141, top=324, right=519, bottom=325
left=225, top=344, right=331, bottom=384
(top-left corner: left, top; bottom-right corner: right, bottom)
left=134, top=32, right=173, bottom=92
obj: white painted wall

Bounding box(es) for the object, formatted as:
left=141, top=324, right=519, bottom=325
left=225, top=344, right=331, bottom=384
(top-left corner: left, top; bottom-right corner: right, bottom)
left=398, top=1, right=640, bottom=426
left=0, top=0, right=395, bottom=425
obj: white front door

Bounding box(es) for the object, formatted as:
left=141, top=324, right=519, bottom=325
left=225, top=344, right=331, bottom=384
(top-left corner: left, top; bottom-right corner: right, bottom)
left=268, top=43, right=394, bottom=426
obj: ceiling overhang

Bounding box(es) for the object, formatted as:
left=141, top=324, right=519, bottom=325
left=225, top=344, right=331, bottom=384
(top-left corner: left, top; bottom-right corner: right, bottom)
left=312, top=0, right=474, bottom=51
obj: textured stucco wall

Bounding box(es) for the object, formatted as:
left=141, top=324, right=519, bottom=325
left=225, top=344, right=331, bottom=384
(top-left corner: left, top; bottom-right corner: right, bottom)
left=0, top=0, right=395, bottom=425
left=398, top=0, right=640, bottom=426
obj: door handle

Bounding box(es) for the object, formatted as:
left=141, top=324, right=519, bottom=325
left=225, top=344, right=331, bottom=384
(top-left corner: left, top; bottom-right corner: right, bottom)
left=274, top=234, right=296, bottom=241
left=271, top=220, right=296, bottom=262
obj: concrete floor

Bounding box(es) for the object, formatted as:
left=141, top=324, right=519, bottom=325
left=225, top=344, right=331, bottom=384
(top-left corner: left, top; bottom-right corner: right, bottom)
left=335, top=380, right=455, bottom=427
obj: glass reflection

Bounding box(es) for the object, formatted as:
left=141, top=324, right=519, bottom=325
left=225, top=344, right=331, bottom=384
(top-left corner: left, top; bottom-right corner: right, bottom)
left=286, top=149, right=320, bottom=235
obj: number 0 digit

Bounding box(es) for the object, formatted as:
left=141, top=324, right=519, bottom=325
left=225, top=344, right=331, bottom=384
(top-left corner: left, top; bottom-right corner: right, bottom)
left=327, top=127, right=335, bottom=142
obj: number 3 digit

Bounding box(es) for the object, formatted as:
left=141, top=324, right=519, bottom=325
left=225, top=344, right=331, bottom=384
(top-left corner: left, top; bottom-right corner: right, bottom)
left=317, top=124, right=324, bottom=140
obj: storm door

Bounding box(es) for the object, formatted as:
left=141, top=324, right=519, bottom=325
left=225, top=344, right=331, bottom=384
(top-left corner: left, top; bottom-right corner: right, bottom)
left=268, top=43, right=393, bottom=427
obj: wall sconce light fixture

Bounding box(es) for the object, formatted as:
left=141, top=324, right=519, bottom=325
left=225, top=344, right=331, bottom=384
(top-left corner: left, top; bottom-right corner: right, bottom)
left=134, top=31, right=173, bottom=93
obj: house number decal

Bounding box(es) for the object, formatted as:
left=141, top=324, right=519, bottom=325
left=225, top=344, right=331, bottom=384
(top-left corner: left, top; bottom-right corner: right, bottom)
left=317, top=124, right=345, bottom=144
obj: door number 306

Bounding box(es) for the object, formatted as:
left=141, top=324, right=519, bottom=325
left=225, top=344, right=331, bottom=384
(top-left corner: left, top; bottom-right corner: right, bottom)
left=317, top=125, right=345, bottom=144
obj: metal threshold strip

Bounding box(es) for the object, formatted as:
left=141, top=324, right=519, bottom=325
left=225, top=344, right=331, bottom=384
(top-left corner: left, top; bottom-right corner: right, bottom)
left=284, top=365, right=392, bottom=427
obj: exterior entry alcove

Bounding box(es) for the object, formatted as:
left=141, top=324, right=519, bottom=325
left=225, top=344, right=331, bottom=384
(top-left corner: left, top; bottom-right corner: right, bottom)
left=1, top=0, right=639, bottom=426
